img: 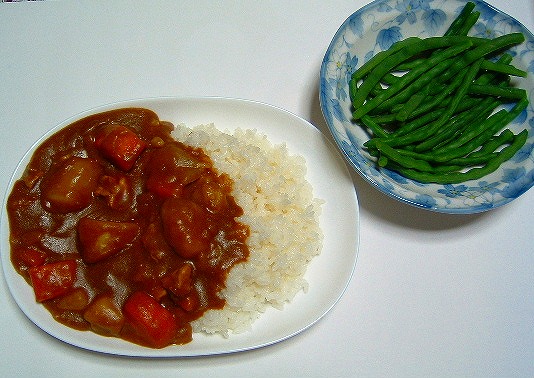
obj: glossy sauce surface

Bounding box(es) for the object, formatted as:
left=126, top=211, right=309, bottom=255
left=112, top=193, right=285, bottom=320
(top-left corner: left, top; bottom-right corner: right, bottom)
left=7, top=108, right=249, bottom=348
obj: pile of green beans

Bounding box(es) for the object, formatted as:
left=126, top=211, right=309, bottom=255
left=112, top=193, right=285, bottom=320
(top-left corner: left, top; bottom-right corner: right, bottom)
left=349, top=2, right=529, bottom=184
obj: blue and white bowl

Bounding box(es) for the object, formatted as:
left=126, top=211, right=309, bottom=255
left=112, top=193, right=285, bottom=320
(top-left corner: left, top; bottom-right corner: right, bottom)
left=320, top=0, right=534, bottom=213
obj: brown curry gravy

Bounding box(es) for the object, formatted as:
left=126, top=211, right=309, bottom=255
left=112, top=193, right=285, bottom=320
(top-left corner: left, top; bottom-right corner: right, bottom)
left=6, top=108, right=250, bottom=347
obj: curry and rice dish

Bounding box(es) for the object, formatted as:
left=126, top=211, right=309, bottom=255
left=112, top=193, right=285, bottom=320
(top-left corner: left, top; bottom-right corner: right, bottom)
left=6, top=108, right=323, bottom=348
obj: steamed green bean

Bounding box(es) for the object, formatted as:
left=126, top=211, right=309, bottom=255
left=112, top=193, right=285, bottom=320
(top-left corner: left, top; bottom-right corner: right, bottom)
left=348, top=1, right=529, bottom=184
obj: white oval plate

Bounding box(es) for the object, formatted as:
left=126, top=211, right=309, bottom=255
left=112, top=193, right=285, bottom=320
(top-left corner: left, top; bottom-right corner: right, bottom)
left=1, top=97, right=359, bottom=357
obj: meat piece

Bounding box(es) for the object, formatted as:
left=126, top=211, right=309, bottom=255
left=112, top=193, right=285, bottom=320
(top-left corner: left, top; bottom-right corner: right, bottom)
left=160, top=198, right=212, bottom=259
left=146, top=143, right=208, bottom=198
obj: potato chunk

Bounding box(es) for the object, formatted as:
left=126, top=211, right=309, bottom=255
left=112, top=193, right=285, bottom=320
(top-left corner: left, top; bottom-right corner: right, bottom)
left=40, top=157, right=102, bottom=213
left=83, top=293, right=125, bottom=336
left=146, top=143, right=208, bottom=198
left=78, top=218, right=140, bottom=263
left=160, top=198, right=212, bottom=259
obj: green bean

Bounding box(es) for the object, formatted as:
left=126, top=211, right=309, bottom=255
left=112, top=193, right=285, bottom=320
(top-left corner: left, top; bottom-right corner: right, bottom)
left=351, top=1, right=529, bottom=184
left=471, top=54, right=513, bottom=87
left=392, top=130, right=528, bottom=184
left=370, top=82, right=386, bottom=97
left=430, top=110, right=508, bottom=161
left=413, top=96, right=499, bottom=152
left=353, top=41, right=473, bottom=119
left=383, top=107, right=448, bottom=139
left=408, top=55, right=513, bottom=121
left=398, top=90, right=483, bottom=126
left=373, top=58, right=482, bottom=149
left=387, top=99, right=502, bottom=163
left=384, top=160, right=464, bottom=175
left=350, top=36, right=421, bottom=83
left=381, top=85, right=507, bottom=142
left=372, top=54, right=462, bottom=114
left=381, top=73, right=401, bottom=85
left=480, top=59, right=527, bottom=77
left=467, top=84, right=527, bottom=100
left=437, top=33, right=525, bottom=84
left=360, top=115, right=389, bottom=138
left=364, top=110, right=440, bottom=149
left=385, top=56, right=469, bottom=120
left=374, top=140, right=434, bottom=171
left=393, top=57, right=427, bottom=71
left=402, top=86, right=457, bottom=120
left=349, top=76, right=358, bottom=102
left=468, top=129, right=515, bottom=158
left=396, top=125, right=509, bottom=166
left=434, top=95, right=528, bottom=156
left=446, top=153, right=496, bottom=167
left=434, top=117, right=522, bottom=164
left=395, top=90, right=427, bottom=122
left=455, top=11, right=480, bottom=36
left=366, top=113, right=399, bottom=125
left=412, top=70, right=509, bottom=121
left=470, top=33, right=525, bottom=60
left=446, top=129, right=516, bottom=165
left=350, top=36, right=483, bottom=111
left=444, top=1, right=476, bottom=36
left=368, top=37, right=502, bottom=118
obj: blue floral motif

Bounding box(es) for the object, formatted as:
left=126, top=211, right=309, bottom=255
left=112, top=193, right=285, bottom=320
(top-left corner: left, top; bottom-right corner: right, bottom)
left=411, top=0, right=433, bottom=10
left=500, top=169, right=534, bottom=198
left=341, top=140, right=354, bottom=154
left=377, top=2, right=393, bottom=12
left=519, top=38, right=534, bottom=70
left=385, top=169, right=410, bottom=184
left=394, top=0, right=435, bottom=25
left=363, top=50, right=375, bottom=64
left=414, top=193, right=437, bottom=208
left=332, top=75, right=348, bottom=101
left=472, top=201, right=494, bottom=211
left=469, top=181, right=500, bottom=195
left=437, top=184, right=468, bottom=198
left=395, top=1, right=418, bottom=25
left=422, top=9, right=446, bottom=35
left=376, top=26, right=403, bottom=50
left=512, top=107, right=528, bottom=124
left=502, top=167, right=526, bottom=183
left=348, top=13, right=364, bottom=38
left=380, top=176, right=396, bottom=192
left=330, top=98, right=347, bottom=123
left=344, top=53, right=359, bottom=84
left=473, top=18, right=498, bottom=39
left=346, top=127, right=364, bottom=150
left=512, top=143, right=534, bottom=163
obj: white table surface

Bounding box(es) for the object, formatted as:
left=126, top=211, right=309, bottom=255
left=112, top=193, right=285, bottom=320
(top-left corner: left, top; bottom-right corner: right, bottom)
left=1, top=1, right=533, bottom=377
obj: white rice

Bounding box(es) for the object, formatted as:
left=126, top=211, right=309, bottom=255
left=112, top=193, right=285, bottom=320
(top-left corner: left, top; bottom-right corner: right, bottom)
left=172, top=124, right=324, bottom=337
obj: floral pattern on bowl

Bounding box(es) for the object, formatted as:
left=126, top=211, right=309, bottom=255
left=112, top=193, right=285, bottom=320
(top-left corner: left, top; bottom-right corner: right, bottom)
left=319, top=0, right=534, bottom=213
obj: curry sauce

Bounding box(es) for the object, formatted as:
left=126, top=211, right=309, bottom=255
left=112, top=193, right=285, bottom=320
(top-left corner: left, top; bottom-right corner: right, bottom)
left=6, top=108, right=249, bottom=348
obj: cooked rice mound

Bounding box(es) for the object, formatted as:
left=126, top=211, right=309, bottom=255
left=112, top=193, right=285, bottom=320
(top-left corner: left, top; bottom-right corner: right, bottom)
left=172, top=124, right=324, bottom=337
